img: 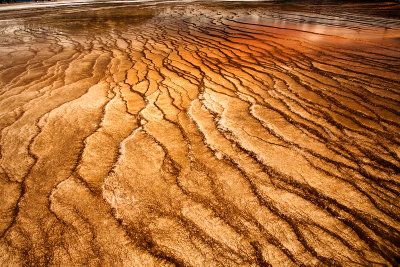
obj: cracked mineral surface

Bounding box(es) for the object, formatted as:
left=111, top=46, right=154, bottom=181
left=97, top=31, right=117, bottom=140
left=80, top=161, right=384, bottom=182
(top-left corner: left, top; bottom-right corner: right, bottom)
left=0, top=0, right=400, bottom=266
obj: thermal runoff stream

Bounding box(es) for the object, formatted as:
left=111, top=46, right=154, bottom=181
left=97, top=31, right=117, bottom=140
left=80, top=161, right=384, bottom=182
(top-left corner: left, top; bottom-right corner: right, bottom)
left=0, top=0, right=399, bottom=265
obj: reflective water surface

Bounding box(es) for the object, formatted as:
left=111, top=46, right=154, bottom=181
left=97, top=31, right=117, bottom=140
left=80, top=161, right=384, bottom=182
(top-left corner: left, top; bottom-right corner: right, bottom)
left=0, top=1, right=400, bottom=266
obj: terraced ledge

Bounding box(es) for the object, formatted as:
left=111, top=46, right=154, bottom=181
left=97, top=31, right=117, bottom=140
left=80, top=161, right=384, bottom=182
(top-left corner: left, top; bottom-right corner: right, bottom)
left=0, top=0, right=399, bottom=265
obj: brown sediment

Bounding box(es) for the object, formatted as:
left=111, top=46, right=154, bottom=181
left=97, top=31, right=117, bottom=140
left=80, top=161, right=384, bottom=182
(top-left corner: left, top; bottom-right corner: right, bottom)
left=0, top=0, right=399, bottom=266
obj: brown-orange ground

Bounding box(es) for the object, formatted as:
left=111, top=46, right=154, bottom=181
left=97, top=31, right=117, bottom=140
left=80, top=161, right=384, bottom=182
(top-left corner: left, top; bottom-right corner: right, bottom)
left=0, top=0, right=399, bottom=266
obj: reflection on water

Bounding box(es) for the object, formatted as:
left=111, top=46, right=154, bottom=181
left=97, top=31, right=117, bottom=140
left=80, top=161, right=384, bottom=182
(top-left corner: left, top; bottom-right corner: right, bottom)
left=1, top=0, right=400, bottom=45
left=237, top=11, right=400, bottom=45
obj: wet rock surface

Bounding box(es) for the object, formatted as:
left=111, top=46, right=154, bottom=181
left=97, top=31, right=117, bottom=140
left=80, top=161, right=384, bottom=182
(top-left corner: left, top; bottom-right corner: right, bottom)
left=0, top=0, right=400, bottom=265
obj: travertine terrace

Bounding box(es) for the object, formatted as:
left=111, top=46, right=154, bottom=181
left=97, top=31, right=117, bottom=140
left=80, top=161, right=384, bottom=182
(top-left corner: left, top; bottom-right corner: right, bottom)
left=0, top=0, right=400, bottom=265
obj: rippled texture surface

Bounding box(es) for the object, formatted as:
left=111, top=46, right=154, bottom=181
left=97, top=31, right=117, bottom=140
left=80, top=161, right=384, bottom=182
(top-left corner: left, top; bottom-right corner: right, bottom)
left=1, top=0, right=400, bottom=265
